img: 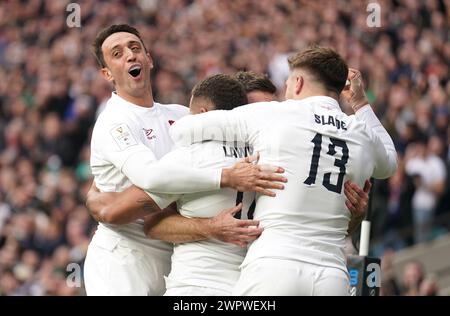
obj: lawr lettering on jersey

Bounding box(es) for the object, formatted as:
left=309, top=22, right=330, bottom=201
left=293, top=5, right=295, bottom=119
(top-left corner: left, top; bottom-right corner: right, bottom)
left=223, top=145, right=253, bottom=158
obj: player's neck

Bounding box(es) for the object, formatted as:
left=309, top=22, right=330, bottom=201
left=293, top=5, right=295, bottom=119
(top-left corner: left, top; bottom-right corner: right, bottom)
left=116, top=89, right=154, bottom=108
left=295, top=89, right=339, bottom=102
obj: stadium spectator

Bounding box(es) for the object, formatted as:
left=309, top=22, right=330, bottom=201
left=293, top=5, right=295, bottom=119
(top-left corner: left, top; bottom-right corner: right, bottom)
left=401, top=260, right=425, bottom=296
left=405, top=137, right=447, bottom=243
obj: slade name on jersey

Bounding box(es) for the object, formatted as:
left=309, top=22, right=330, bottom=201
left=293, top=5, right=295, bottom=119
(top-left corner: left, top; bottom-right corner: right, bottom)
left=314, top=114, right=347, bottom=131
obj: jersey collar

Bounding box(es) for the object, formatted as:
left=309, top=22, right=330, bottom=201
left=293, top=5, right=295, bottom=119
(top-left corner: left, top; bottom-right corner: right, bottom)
left=110, top=92, right=159, bottom=114
left=298, top=96, right=341, bottom=110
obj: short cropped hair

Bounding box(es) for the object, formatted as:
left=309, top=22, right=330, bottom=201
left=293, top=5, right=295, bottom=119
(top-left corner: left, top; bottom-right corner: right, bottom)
left=288, top=46, right=348, bottom=94
left=234, top=71, right=277, bottom=94
left=192, top=74, right=248, bottom=111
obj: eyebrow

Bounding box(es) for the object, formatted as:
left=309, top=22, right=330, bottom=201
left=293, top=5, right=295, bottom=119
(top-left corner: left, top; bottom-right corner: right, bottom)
left=127, top=40, right=142, bottom=47
left=110, top=40, right=142, bottom=52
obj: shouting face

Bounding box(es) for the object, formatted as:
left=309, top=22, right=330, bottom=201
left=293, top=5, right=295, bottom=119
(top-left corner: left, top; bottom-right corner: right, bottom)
left=100, top=32, right=153, bottom=102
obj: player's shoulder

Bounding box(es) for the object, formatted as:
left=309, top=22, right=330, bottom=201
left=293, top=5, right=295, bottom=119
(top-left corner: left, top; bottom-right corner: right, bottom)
left=240, top=100, right=281, bottom=110
left=95, top=94, right=131, bottom=120
left=91, top=103, right=140, bottom=147
left=157, top=102, right=189, bottom=117
left=235, top=101, right=282, bottom=118
left=345, top=114, right=377, bottom=142
left=93, top=104, right=131, bottom=131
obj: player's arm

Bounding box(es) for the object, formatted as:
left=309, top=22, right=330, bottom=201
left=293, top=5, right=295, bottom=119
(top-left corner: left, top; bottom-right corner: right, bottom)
left=86, top=181, right=163, bottom=225
left=123, top=150, right=286, bottom=197
left=169, top=105, right=257, bottom=146
left=362, top=115, right=397, bottom=179
left=355, top=106, right=397, bottom=178
left=342, top=68, right=397, bottom=178
left=101, top=123, right=286, bottom=196
left=344, top=180, right=371, bottom=235
left=86, top=178, right=263, bottom=245
left=144, top=203, right=262, bottom=247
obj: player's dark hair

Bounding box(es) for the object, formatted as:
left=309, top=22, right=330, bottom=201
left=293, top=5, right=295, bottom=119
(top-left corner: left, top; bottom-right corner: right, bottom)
left=288, top=46, right=348, bottom=95
left=192, top=74, right=248, bottom=111
left=234, top=71, right=277, bottom=94
left=92, top=24, right=147, bottom=68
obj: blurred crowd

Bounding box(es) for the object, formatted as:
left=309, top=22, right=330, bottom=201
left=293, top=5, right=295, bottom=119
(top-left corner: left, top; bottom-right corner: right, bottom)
left=0, top=0, right=448, bottom=295
left=380, top=249, right=441, bottom=296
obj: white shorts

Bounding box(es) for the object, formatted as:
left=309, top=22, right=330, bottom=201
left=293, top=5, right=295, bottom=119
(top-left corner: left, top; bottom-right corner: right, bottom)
left=164, top=277, right=231, bottom=296
left=233, top=258, right=349, bottom=296
left=84, top=231, right=172, bottom=296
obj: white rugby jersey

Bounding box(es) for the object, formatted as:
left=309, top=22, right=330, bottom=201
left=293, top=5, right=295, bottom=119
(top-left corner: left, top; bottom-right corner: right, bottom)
left=90, top=92, right=221, bottom=247
left=147, top=141, right=256, bottom=293
left=170, top=96, right=397, bottom=273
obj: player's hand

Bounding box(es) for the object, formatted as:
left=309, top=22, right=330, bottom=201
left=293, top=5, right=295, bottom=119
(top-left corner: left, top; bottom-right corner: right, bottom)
left=221, top=153, right=287, bottom=197
left=89, top=180, right=100, bottom=193
left=344, top=179, right=371, bottom=219
left=207, top=203, right=263, bottom=247
left=341, top=68, right=369, bottom=112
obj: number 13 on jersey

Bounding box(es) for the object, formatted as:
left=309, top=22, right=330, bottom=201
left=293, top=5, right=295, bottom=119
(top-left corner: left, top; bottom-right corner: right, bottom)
left=304, top=133, right=349, bottom=194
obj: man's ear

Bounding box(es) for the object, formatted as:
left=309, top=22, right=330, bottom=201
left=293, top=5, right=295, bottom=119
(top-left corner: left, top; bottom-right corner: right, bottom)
left=295, top=75, right=304, bottom=95
left=101, top=67, right=114, bottom=83
left=147, top=52, right=154, bottom=69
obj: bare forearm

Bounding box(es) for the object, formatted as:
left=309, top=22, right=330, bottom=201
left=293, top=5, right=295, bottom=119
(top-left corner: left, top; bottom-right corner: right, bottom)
left=86, top=190, right=115, bottom=222
left=87, top=186, right=161, bottom=225
left=144, top=209, right=211, bottom=243
left=145, top=203, right=263, bottom=247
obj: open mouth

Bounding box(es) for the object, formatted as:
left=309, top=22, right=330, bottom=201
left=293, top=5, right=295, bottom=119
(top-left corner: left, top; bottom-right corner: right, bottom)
left=128, top=65, right=142, bottom=78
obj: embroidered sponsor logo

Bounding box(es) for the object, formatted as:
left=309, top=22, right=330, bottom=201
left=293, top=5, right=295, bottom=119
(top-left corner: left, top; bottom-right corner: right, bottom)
left=110, top=123, right=137, bottom=150
left=143, top=128, right=156, bottom=140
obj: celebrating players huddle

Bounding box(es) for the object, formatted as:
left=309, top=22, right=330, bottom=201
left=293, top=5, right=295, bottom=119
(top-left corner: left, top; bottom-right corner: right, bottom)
left=83, top=24, right=396, bottom=296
